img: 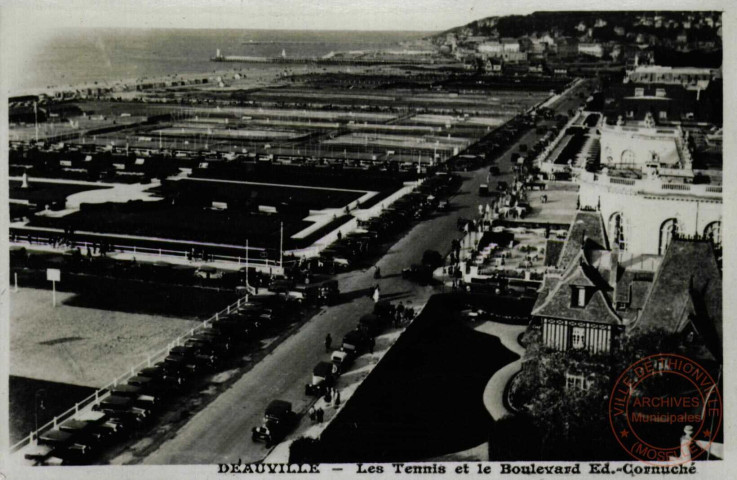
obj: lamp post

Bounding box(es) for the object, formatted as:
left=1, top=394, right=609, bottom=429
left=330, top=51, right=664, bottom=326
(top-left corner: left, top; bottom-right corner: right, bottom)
left=34, top=389, right=47, bottom=444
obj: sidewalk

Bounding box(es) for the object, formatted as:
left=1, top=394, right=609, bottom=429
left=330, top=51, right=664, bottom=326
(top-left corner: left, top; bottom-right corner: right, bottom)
left=264, top=303, right=427, bottom=463
left=472, top=320, right=526, bottom=421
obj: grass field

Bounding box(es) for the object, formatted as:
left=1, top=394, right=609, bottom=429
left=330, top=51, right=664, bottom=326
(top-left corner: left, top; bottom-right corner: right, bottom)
left=315, top=294, right=518, bottom=462
left=9, top=180, right=111, bottom=204
left=27, top=177, right=366, bottom=249
left=10, top=288, right=202, bottom=388
left=9, top=376, right=96, bottom=444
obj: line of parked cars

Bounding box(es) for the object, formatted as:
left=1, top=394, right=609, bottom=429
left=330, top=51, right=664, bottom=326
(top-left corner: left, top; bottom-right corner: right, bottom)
left=317, top=174, right=461, bottom=273
left=23, top=298, right=299, bottom=466
left=252, top=301, right=397, bottom=448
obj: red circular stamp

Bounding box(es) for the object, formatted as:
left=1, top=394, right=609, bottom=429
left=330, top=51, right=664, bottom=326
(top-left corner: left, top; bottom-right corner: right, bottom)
left=609, top=353, right=722, bottom=465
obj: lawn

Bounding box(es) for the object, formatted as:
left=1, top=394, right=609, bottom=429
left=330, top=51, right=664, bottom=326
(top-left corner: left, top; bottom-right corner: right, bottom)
left=9, top=180, right=111, bottom=204
left=27, top=178, right=365, bottom=249
left=9, top=376, right=96, bottom=444
left=315, top=294, right=518, bottom=462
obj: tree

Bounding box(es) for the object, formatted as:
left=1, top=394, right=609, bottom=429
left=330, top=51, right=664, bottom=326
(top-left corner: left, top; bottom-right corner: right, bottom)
left=289, top=436, right=322, bottom=463
left=421, top=250, right=443, bottom=270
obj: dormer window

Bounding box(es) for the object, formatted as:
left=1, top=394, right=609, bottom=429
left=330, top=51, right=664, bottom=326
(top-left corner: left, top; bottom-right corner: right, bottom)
left=572, top=286, right=587, bottom=308
left=577, top=287, right=586, bottom=307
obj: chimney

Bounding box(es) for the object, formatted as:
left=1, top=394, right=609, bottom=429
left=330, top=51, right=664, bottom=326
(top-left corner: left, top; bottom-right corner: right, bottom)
left=610, top=246, right=619, bottom=299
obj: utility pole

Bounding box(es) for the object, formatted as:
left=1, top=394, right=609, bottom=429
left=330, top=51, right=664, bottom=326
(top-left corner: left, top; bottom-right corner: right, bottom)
left=34, top=101, right=39, bottom=143
left=245, top=238, right=249, bottom=303
left=279, top=222, right=284, bottom=268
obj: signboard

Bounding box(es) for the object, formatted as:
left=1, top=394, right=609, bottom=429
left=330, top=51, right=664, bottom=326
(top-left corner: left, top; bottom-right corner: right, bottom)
left=46, top=268, right=61, bottom=282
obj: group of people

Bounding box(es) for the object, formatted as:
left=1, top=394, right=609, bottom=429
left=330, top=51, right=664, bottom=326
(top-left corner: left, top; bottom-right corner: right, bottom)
left=323, top=386, right=341, bottom=407
left=307, top=385, right=342, bottom=424
left=308, top=406, right=325, bottom=423
left=187, top=247, right=213, bottom=262
left=391, top=301, right=415, bottom=328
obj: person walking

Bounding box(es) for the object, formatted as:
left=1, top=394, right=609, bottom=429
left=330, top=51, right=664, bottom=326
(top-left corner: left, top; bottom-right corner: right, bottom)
left=368, top=336, right=375, bottom=354
left=309, top=406, right=316, bottom=424
left=325, top=333, right=332, bottom=352
left=396, top=302, right=405, bottom=326
left=372, top=285, right=380, bottom=303
left=316, top=408, right=324, bottom=423
left=335, top=390, right=341, bottom=408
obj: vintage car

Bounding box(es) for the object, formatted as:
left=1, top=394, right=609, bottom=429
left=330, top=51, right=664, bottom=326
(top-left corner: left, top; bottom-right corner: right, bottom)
left=92, top=395, right=150, bottom=424
left=401, top=264, right=433, bottom=284
left=342, top=330, right=370, bottom=356
left=331, top=350, right=352, bottom=374
left=110, top=384, right=161, bottom=412
left=358, top=313, right=385, bottom=338
left=288, top=279, right=339, bottom=306
left=251, top=400, right=298, bottom=446
left=305, top=361, right=337, bottom=396
left=194, top=265, right=223, bottom=280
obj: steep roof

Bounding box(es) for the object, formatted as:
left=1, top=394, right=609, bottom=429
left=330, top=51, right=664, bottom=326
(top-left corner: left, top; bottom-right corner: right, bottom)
left=532, top=249, right=622, bottom=325
left=633, top=240, right=722, bottom=358
left=557, top=211, right=608, bottom=269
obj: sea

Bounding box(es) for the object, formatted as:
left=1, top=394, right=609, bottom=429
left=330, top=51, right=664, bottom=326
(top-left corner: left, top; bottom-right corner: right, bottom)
left=16, top=28, right=431, bottom=93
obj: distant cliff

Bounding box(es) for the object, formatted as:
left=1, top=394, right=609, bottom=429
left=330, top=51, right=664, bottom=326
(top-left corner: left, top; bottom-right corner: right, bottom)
left=431, top=11, right=722, bottom=48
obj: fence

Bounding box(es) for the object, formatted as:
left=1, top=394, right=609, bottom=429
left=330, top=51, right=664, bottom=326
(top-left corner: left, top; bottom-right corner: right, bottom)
left=10, top=294, right=252, bottom=453
left=9, top=230, right=279, bottom=271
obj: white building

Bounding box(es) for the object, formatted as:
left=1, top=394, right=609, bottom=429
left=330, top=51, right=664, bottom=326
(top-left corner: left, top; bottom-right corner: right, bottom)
left=578, top=170, right=721, bottom=256
left=625, top=65, right=718, bottom=90
left=578, top=43, right=604, bottom=58
left=599, top=119, right=690, bottom=170
left=478, top=41, right=504, bottom=55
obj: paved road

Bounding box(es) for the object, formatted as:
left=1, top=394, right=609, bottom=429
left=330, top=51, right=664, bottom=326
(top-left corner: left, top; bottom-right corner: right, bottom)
left=136, top=81, right=588, bottom=465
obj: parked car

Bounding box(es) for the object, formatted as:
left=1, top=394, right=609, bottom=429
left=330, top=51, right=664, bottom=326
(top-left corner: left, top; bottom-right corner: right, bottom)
left=92, top=395, right=150, bottom=424
left=305, top=361, right=337, bottom=396
left=358, top=313, right=385, bottom=337
left=402, top=264, right=433, bottom=284
left=331, top=349, right=352, bottom=374
left=110, top=384, right=161, bottom=412
left=194, top=265, right=223, bottom=280
left=251, top=400, right=298, bottom=446
left=342, top=330, right=370, bottom=356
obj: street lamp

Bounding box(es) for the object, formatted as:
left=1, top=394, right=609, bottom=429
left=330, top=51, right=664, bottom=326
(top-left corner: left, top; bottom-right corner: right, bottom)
left=34, top=389, right=47, bottom=444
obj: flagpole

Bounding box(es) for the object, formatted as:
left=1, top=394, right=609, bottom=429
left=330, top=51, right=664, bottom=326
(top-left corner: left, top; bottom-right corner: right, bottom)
left=34, top=101, right=39, bottom=143
left=279, top=222, right=284, bottom=269
left=245, top=239, right=250, bottom=303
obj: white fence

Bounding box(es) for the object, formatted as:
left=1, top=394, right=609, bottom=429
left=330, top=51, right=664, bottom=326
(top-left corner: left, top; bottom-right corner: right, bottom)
left=9, top=231, right=280, bottom=271
left=11, top=295, right=252, bottom=453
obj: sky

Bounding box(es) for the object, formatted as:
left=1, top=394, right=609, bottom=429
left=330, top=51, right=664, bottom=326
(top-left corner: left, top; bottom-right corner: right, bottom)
left=1, top=0, right=535, bottom=32
left=1, top=0, right=727, bottom=33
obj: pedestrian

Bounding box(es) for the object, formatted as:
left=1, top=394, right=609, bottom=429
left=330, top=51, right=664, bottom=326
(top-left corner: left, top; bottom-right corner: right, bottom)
left=372, top=285, right=380, bottom=304
left=309, top=406, right=316, bottom=424
left=316, top=408, right=324, bottom=423
left=324, top=389, right=332, bottom=404
left=369, top=336, right=375, bottom=354
left=325, top=333, right=332, bottom=352
left=335, top=390, right=341, bottom=408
